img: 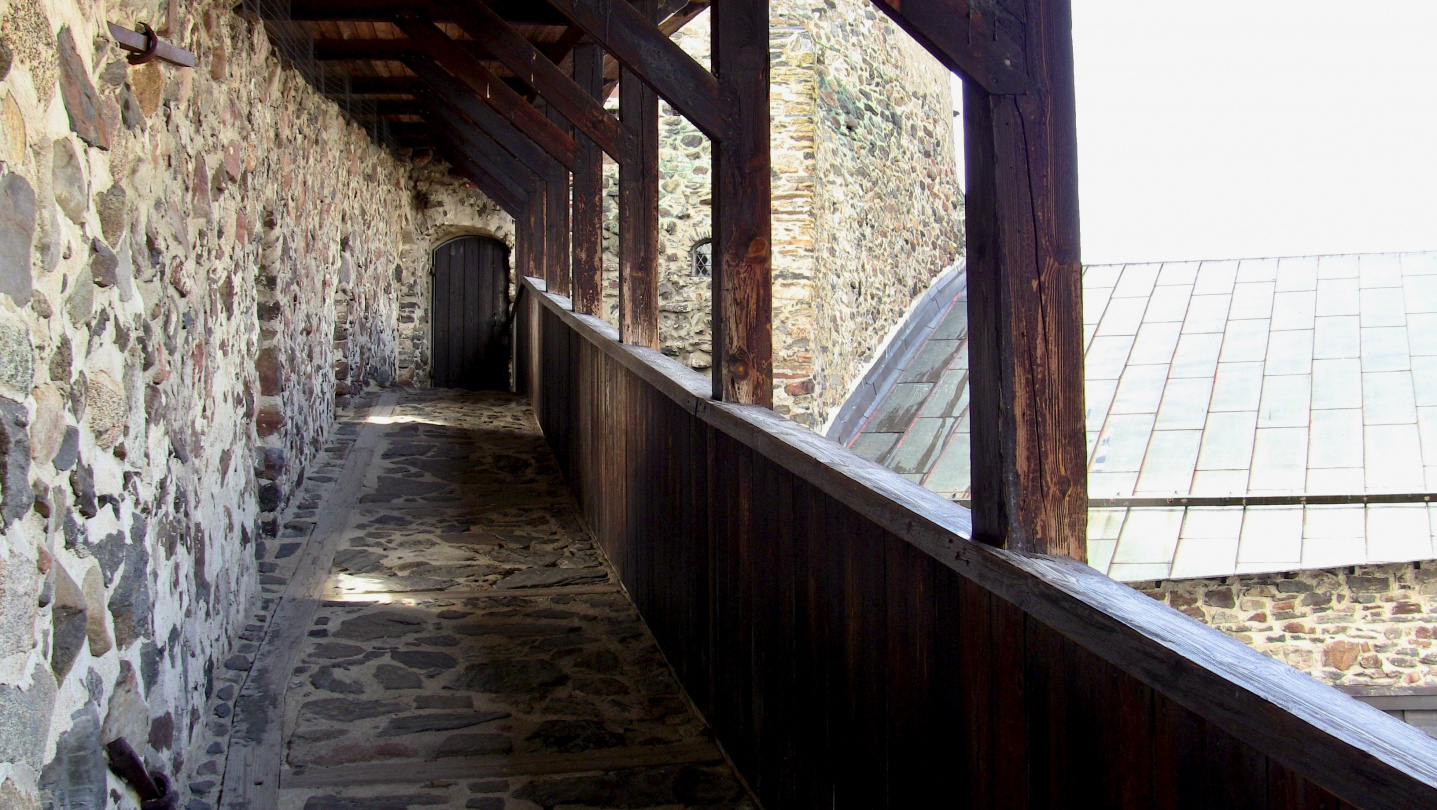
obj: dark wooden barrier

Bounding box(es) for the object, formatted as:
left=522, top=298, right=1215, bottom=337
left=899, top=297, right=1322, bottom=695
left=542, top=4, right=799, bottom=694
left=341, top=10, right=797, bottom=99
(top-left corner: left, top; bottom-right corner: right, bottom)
left=515, top=277, right=1437, bottom=810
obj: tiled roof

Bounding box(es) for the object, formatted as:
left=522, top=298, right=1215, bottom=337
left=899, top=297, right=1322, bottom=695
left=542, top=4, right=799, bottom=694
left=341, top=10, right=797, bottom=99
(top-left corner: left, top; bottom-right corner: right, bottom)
left=840, top=252, right=1437, bottom=582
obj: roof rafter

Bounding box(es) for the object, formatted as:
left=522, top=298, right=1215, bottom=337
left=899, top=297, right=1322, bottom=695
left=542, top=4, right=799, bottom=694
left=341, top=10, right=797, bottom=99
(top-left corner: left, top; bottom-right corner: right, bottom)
left=255, top=0, right=571, bottom=27
left=393, top=13, right=579, bottom=171
left=438, top=0, right=633, bottom=163
left=545, top=0, right=727, bottom=140
left=437, top=146, right=528, bottom=215
left=410, top=58, right=563, bottom=184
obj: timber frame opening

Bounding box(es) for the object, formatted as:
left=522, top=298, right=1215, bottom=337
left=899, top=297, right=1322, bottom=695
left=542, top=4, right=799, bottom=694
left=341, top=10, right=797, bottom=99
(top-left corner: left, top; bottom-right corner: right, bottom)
left=251, top=2, right=1437, bottom=806
left=247, top=0, right=1080, bottom=558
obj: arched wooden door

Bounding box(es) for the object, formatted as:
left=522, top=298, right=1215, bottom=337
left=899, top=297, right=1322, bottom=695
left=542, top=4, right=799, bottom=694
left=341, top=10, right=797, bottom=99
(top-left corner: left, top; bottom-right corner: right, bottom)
left=430, top=236, right=510, bottom=390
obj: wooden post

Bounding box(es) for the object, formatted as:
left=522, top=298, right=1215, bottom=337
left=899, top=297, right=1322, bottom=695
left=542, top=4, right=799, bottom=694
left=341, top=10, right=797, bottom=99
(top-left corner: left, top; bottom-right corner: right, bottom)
left=712, top=0, right=772, bottom=406
left=572, top=42, right=605, bottom=316
left=530, top=178, right=549, bottom=283
left=618, top=0, right=660, bottom=348
left=543, top=99, right=573, bottom=297
left=963, top=0, right=1087, bottom=559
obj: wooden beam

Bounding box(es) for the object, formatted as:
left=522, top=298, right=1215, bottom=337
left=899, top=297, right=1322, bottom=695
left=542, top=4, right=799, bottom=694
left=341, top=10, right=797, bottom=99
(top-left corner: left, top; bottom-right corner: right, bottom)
left=392, top=13, right=580, bottom=171
left=597, top=1, right=713, bottom=98
left=427, top=99, right=552, bottom=182
left=963, top=0, right=1086, bottom=559
left=433, top=139, right=527, bottom=216
left=266, top=0, right=571, bottom=26
left=546, top=24, right=587, bottom=64
left=542, top=100, right=573, bottom=297
left=325, top=76, right=422, bottom=96
left=618, top=0, right=660, bottom=349
left=865, top=0, right=1028, bottom=95
left=430, top=120, right=536, bottom=208
left=409, top=58, right=562, bottom=181
left=310, top=37, right=494, bottom=63
left=428, top=106, right=542, bottom=200
left=522, top=176, right=550, bottom=284
left=348, top=100, right=423, bottom=118
left=545, top=0, right=727, bottom=140
left=571, top=42, right=605, bottom=317
left=438, top=0, right=633, bottom=163
left=711, top=0, right=772, bottom=406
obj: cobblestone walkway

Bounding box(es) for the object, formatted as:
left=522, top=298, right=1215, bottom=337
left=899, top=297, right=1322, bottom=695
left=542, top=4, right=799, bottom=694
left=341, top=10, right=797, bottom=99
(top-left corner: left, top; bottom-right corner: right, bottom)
left=216, top=391, right=752, bottom=810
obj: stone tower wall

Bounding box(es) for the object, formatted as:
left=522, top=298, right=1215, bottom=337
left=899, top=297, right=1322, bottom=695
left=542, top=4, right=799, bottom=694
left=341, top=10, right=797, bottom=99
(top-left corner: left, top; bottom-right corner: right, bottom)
left=0, top=1, right=501, bottom=805
left=598, top=0, right=963, bottom=429
left=1138, top=562, right=1437, bottom=689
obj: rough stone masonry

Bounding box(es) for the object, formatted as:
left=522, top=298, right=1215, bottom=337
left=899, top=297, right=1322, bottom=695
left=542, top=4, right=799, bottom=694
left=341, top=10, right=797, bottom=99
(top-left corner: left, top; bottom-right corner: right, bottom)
left=0, top=1, right=507, bottom=806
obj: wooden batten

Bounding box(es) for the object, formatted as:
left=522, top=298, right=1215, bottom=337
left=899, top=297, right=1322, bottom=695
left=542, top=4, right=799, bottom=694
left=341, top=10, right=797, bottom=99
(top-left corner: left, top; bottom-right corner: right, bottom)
left=711, top=0, right=772, bottom=406
left=571, top=43, right=605, bottom=317
left=617, top=0, right=661, bottom=349
left=960, top=0, right=1087, bottom=560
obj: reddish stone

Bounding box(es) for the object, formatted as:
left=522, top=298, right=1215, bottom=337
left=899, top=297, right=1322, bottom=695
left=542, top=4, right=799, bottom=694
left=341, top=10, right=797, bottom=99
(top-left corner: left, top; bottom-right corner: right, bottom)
left=1393, top=601, right=1423, bottom=615
left=783, top=378, right=814, bottom=397
left=192, top=155, right=211, bottom=214
left=148, top=712, right=174, bottom=751
left=56, top=28, right=112, bottom=149
left=1323, top=640, right=1361, bottom=671
left=255, top=404, right=283, bottom=437
left=1283, top=622, right=1306, bottom=634
left=257, top=347, right=283, bottom=396
left=209, top=43, right=227, bottom=82
left=224, top=143, right=243, bottom=181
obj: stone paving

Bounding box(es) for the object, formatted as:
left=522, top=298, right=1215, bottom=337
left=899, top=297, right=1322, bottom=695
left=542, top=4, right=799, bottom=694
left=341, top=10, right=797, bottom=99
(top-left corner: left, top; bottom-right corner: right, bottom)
left=210, top=390, right=753, bottom=810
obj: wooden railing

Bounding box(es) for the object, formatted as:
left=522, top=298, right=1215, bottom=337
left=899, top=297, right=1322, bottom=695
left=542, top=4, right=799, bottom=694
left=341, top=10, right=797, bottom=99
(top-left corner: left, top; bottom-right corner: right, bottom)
left=515, top=276, right=1437, bottom=809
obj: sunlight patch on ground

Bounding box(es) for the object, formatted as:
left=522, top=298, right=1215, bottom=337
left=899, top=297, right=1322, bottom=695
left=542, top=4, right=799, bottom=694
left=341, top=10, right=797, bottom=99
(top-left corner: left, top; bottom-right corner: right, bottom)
left=363, top=414, right=450, bottom=426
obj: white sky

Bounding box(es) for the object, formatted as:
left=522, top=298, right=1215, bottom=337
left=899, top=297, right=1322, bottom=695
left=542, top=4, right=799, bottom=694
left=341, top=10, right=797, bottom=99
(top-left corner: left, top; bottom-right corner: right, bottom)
left=954, top=1, right=1437, bottom=265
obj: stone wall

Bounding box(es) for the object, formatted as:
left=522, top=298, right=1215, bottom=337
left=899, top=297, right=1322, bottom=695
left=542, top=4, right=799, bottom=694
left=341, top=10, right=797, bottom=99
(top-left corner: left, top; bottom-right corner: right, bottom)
left=803, top=0, right=963, bottom=427
left=599, top=0, right=963, bottom=428
left=0, top=2, right=498, bottom=806
left=1138, top=562, right=1437, bottom=689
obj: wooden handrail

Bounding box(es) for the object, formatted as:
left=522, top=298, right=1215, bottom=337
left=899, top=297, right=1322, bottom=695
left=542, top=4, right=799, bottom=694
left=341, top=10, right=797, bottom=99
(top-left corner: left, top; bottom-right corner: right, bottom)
left=518, top=275, right=1437, bottom=809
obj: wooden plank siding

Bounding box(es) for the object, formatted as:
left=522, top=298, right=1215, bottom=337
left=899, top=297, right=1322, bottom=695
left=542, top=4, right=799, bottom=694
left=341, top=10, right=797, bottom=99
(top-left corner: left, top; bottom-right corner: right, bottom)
left=515, top=276, right=1437, bottom=810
